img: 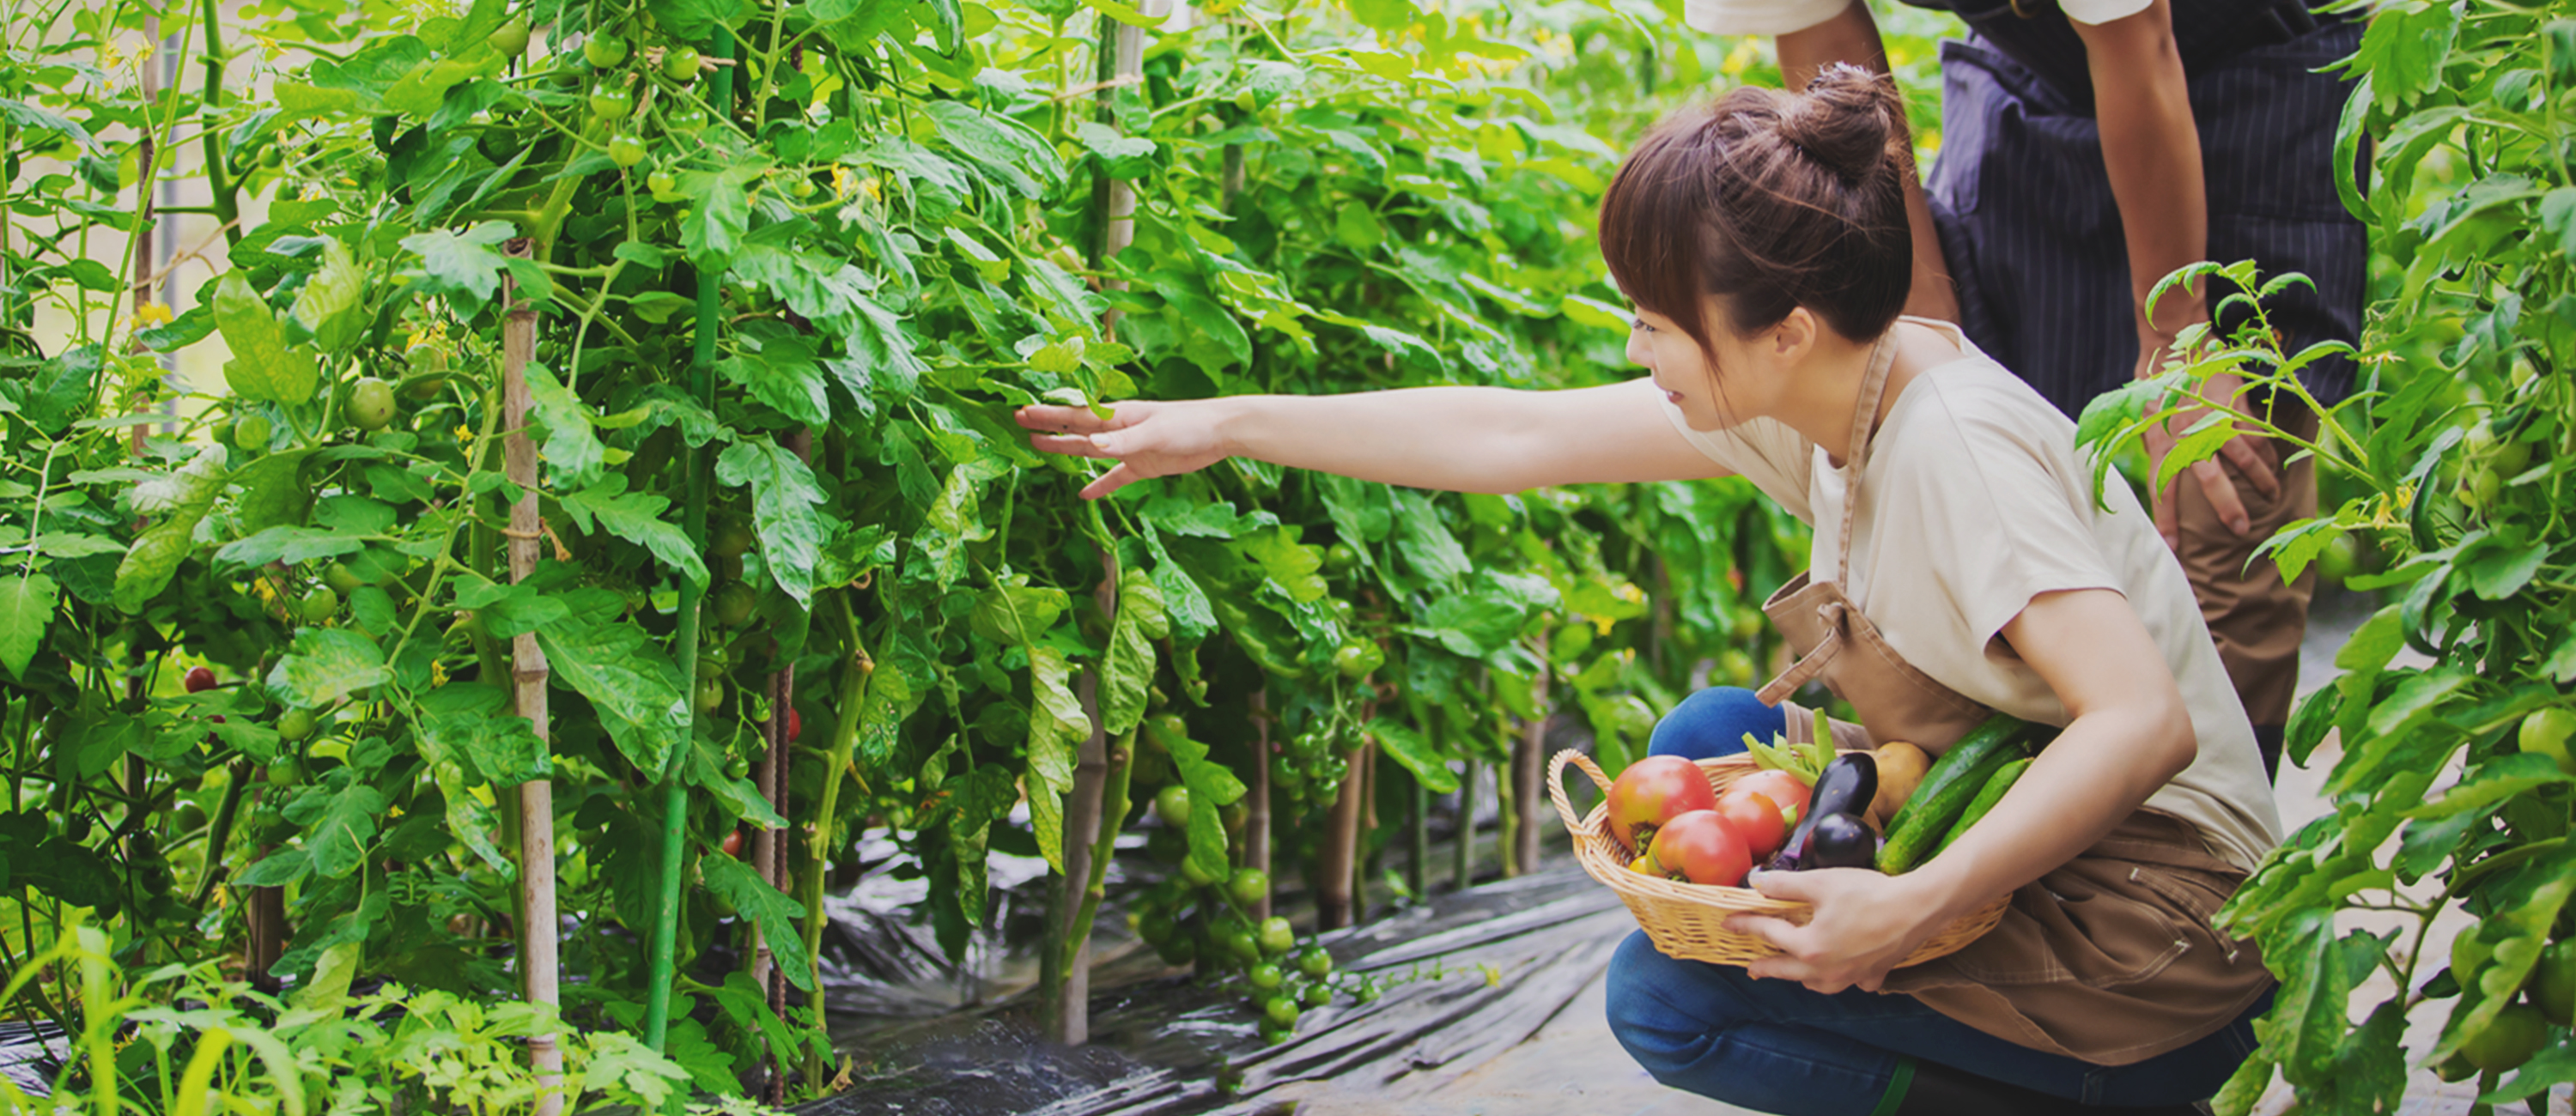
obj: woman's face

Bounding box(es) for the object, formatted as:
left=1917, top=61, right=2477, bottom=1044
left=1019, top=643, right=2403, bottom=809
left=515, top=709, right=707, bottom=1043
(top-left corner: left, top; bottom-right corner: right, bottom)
left=1625, top=302, right=1780, bottom=433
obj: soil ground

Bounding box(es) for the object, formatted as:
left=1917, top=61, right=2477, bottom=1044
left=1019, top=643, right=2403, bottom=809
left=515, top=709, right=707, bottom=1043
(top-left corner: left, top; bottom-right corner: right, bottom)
left=1277, top=587, right=2570, bottom=1116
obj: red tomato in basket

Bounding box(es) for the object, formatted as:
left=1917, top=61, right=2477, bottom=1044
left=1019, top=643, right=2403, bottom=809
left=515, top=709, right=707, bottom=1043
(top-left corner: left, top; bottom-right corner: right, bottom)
left=1648, top=810, right=1752, bottom=888
left=1715, top=785, right=1789, bottom=860
left=1731, top=769, right=1813, bottom=825
left=1605, top=755, right=1718, bottom=853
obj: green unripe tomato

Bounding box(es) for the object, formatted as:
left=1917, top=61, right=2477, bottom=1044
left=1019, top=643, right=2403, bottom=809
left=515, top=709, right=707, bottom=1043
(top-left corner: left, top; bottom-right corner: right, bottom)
left=1332, top=640, right=1383, bottom=681
left=2462, top=1002, right=2547, bottom=1073
left=486, top=16, right=530, bottom=58
left=1262, top=996, right=1299, bottom=1028
left=1138, top=909, right=1176, bottom=947
left=1296, top=944, right=1334, bottom=979
left=268, top=754, right=305, bottom=787
left=299, top=586, right=340, bottom=623
left=584, top=33, right=629, bottom=68
left=349, top=377, right=398, bottom=431
left=647, top=169, right=678, bottom=197
left=714, top=581, right=757, bottom=628
left=1321, top=543, right=1358, bottom=575
left=2453, top=930, right=2494, bottom=987
left=711, top=517, right=756, bottom=558
left=589, top=90, right=634, bottom=121
left=2518, top=708, right=2576, bottom=775
left=1155, top=784, right=1192, bottom=828
left=1248, top=962, right=1284, bottom=991
left=1154, top=931, right=1197, bottom=967
left=662, top=45, right=702, bottom=82
left=1301, top=980, right=1334, bottom=1008
left=1230, top=867, right=1271, bottom=909
left=2434, top=1052, right=2478, bottom=1083
left=229, top=414, right=272, bottom=451
left=694, top=673, right=726, bottom=714
left=325, top=561, right=367, bottom=595
left=1256, top=914, right=1293, bottom=957
left=606, top=135, right=647, bottom=168
left=1225, top=926, right=1262, bottom=964
left=257, top=143, right=285, bottom=169
left=2536, top=939, right=2576, bottom=1028
left=276, top=707, right=316, bottom=743
left=2494, top=435, right=2534, bottom=478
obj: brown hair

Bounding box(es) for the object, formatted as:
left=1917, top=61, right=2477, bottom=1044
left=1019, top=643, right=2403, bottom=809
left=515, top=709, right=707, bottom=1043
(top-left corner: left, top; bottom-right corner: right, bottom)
left=1598, top=64, right=1915, bottom=358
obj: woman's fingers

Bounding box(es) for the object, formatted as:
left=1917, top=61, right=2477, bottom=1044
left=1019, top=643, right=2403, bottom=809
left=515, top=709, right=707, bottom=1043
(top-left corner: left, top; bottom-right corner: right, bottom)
left=1025, top=432, right=1109, bottom=458
left=1013, top=403, right=1099, bottom=433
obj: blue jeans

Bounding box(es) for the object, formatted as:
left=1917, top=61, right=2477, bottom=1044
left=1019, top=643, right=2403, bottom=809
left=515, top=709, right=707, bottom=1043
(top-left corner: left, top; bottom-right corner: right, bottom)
left=1608, top=688, right=2269, bottom=1113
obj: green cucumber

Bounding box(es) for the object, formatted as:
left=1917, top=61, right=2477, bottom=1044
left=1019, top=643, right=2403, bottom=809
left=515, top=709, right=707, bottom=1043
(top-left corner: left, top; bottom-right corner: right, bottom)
left=1883, top=713, right=2026, bottom=835
left=1928, top=757, right=2032, bottom=858
left=1877, top=714, right=2034, bottom=874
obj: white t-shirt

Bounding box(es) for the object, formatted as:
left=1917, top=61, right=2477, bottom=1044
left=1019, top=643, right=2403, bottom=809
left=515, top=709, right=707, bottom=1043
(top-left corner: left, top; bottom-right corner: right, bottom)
left=1684, top=0, right=2154, bottom=37
left=1655, top=322, right=2281, bottom=871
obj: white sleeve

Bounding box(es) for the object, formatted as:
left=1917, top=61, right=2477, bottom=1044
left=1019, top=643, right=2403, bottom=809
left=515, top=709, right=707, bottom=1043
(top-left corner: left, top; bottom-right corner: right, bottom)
left=2058, top=0, right=2155, bottom=25
left=1683, top=0, right=1855, bottom=36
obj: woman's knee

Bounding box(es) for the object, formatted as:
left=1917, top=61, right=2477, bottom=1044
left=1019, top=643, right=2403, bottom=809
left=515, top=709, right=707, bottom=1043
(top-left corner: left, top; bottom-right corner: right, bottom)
left=1648, top=686, right=1779, bottom=761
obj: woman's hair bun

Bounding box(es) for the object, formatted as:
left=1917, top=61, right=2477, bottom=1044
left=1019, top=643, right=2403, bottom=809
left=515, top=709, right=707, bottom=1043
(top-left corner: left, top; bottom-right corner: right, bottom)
left=1778, top=62, right=1904, bottom=186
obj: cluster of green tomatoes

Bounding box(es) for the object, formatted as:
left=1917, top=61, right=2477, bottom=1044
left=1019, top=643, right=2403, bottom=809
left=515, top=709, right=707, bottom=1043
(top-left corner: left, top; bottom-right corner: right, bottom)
left=1127, top=779, right=1380, bottom=1043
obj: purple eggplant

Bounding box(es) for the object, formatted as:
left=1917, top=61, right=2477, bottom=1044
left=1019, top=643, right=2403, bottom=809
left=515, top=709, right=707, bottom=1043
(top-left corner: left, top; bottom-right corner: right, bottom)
left=1803, top=812, right=1878, bottom=870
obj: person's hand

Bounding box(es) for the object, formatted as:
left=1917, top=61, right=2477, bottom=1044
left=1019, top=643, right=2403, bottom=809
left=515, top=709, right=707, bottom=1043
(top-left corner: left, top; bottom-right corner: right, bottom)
left=1014, top=399, right=1232, bottom=500
left=1723, top=867, right=1946, bottom=995
left=2138, top=348, right=2280, bottom=549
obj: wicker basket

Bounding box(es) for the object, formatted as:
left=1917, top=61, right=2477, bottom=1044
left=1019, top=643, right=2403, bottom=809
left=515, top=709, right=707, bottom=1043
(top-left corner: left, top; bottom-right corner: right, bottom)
left=1549, top=749, right=2010, bottom=967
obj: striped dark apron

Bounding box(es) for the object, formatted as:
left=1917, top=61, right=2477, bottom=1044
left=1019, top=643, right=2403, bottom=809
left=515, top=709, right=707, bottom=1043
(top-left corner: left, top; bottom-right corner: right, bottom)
left=1903, top=0, right=2366, bottom=418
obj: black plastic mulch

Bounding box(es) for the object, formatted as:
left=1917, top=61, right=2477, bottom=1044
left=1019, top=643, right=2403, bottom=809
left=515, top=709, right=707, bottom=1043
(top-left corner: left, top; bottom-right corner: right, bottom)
left=797, top=864, right=1631, bottom=1116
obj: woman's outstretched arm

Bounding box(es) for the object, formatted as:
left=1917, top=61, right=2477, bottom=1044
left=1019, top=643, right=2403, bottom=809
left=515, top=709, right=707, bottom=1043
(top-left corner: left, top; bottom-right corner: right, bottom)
left=1014, top=377, right=1731, bottom=500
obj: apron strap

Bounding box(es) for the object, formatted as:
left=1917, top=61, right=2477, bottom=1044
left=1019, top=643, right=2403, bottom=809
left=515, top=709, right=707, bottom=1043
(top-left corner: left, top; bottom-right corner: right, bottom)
left=1830, top=331, right=1903, bottom=585
left=1755, top=600, right=1845, bottom=706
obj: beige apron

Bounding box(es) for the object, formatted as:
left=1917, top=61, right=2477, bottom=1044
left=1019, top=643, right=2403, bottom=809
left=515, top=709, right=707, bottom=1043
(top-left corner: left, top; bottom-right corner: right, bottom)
left=1748, top=335, right=2275, bottom=1067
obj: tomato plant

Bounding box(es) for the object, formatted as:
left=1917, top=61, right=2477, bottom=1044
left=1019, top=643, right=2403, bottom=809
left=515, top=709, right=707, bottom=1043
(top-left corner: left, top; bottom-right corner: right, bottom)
left=2076, top=6, right=2576, bottom=1109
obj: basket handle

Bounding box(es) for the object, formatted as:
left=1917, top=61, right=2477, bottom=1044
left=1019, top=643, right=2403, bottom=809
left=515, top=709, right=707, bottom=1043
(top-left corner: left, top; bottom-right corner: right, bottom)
left=1547, top=749, right=1611, bottom=834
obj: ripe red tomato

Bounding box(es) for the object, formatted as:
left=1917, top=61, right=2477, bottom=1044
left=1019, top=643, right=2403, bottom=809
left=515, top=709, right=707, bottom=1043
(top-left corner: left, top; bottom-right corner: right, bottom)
left=721, top=829, right=744, bottom=858
left=1605, top=755, right=1717, bottom=852
left=1648, top=810, right=1752, bottom=888
left=787, top=708, right=802, bottom=742
left=1731, top=769, right=1814, bottom=824
left=184, top=666, right=217, bottom=694
left=1715, top=785, right=1789, bottom=860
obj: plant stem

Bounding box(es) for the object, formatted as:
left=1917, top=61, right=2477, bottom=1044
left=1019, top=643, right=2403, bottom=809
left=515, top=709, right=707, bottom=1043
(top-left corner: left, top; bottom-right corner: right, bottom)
left=799, top=593, right=872, bottom=1085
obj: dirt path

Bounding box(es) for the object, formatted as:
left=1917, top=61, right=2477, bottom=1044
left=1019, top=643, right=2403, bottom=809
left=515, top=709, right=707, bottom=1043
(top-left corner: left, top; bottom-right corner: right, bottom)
left=1318, top=587, right=2567, bottom=1116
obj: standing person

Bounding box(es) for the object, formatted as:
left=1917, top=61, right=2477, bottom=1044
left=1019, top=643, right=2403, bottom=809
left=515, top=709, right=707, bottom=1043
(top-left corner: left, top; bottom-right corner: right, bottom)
left=1688, top=0, right=2365, bottom=777
left=1018, top=70, right=2280, bottom=1115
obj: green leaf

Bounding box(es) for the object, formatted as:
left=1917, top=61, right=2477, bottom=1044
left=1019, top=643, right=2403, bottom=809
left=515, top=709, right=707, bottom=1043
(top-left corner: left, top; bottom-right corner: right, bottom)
left=2408, top=753, right=2570, bottom=820
left=290, top=239, right=368, bottom=352
left=702, top=854, right=817, bottom=992
left=686, top=734, right=787, bottom=828
left=235, top=847, right=312, bottom=888
left=678, top=167, right=757, bottom=265
left=522, top=361, right=608, bottom=488
left=920, top=100, right=1064, bottom=200
left=714, top=438, right=828, bottom=605
left=1403, top=594, right=1526, bottom=658
left=283, top=773, right=387, bottom=879
left=1394, top=490, right=1471, bottom=582
left=0, top=573, right=57, bottom=678
left=1334, top=203, right=1385, bottom=251
left=1230, top=526, right=1327, bottom=604
left=969, top=584, right=1068, bottom=645
left=2465, top=539, right=2552, bottom=601
left=558, top=477, right=709, bottom=589
left=856, top=653, right=915, bottom=768
left=536, top=609, right=690, bottom=776
left=1099, top=572, right=1166, bottom=737
left=266, top=628, right=392, bottom=708
left=398, top=221, right=517, bottom=306
left=2335, top=604, right=2407, bottom=673
left=212, top=271, right=319, bottom=404
left=718, top=324, right=829, bottom=426
left=1072, top=121, right=1156, bottom=179
left=1160, top=718, right=1245, bottom=882
left=1024, top=646, right=1087, bottom=872
left=1367, top=719, right=1459, bottom=793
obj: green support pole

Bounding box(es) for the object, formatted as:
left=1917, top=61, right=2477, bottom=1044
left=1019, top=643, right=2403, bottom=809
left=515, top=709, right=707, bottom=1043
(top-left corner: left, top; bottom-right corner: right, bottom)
left=643, top=25, right=736, bottom=1057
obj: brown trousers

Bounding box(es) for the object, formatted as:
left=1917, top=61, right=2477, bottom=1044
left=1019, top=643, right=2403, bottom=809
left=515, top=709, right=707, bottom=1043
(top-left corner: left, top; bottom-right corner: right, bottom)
left=2166, top=399, right=2319, bottom=758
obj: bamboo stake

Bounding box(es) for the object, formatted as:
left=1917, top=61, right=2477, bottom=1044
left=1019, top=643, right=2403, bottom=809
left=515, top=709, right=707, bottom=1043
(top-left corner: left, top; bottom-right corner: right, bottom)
left=1049, top=551, right=1117, bottom=1045
left=1247, top=689, right=1270, bottom=923
left=1509, top=627, right=1549, bottom=877
left=501, top=240, right=564, bottom=1116
left=1454, top=755, right=1476, bottom=890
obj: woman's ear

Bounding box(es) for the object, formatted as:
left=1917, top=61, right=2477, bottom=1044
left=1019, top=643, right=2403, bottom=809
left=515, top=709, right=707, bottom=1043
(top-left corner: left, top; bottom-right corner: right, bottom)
left=1771, top=306, right=1820, bottom=364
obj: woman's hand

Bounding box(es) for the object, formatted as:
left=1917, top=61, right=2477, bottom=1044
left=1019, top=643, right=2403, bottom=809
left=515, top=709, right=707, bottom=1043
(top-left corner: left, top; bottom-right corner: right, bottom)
left=1014, top=399, right=1234, bottom=500
left=1724, top=867, right=1950, bottom=994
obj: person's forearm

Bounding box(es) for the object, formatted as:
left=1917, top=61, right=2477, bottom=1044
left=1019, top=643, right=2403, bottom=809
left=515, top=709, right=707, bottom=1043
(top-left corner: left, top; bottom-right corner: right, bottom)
left=2076, top=0, right=2208, bottom=340
left=1205, top=384, right=1637, bottom=494
left=1775, top=2, right=1959, bottom=323
left=1899, top=701, right=2194, bottom=925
